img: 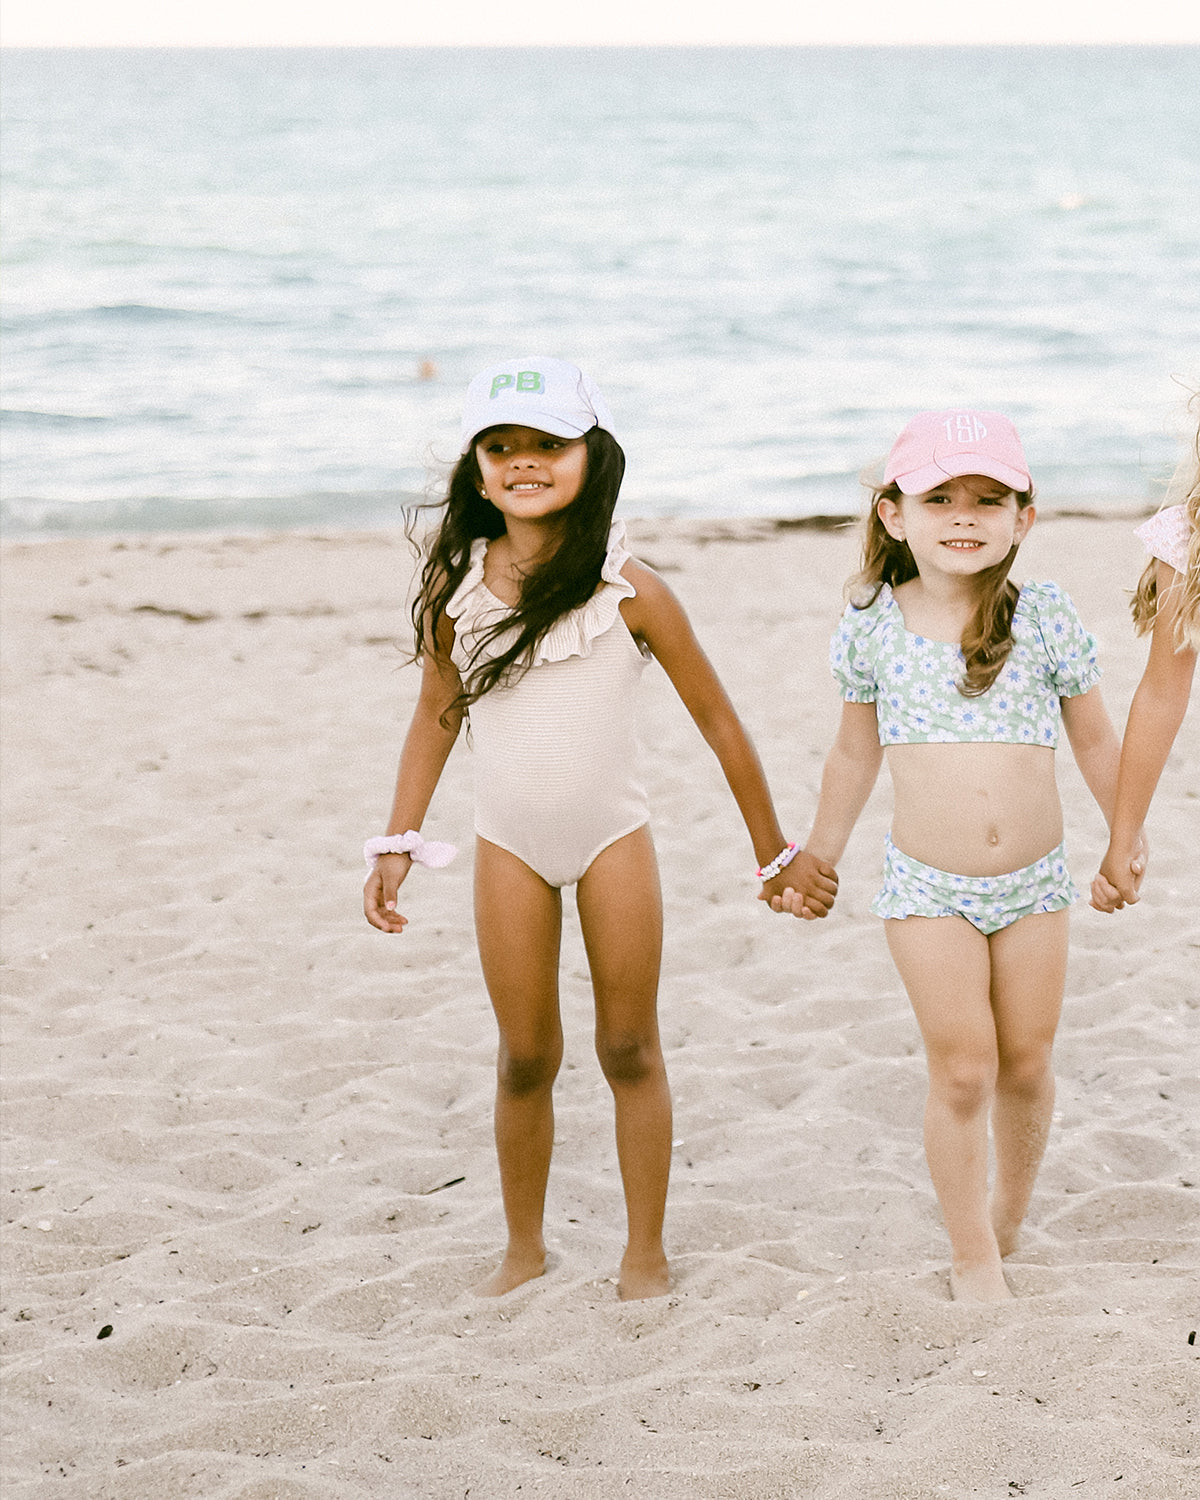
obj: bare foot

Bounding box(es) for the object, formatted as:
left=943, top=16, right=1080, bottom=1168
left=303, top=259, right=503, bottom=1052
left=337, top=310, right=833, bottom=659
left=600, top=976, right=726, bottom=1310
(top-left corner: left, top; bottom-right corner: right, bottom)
left=473, top=1247, right=546, bottom=1297
left=950, top=1258, right=1013, bottom=1303
left=618, top=1249, right=671, bottom=1302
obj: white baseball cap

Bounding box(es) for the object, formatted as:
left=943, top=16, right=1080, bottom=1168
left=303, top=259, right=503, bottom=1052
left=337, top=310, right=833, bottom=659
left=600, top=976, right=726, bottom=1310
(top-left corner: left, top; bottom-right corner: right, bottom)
left=459, top=357, right=616, bottom=454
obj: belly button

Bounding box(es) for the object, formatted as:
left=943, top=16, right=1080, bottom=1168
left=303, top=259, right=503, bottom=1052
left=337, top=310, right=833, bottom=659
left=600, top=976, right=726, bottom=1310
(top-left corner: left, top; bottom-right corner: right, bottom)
left=987, top=830, right=1000, bottom=847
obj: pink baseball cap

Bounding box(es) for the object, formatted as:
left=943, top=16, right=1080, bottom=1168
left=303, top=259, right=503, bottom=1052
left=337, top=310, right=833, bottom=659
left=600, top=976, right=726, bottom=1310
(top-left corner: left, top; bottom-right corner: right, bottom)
left=884, top=410, right=1031, bottom=495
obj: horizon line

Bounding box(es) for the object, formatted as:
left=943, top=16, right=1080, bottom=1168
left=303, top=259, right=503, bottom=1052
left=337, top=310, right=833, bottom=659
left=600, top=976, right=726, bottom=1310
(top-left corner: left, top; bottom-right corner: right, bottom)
left=4, top=39, right=1200, bottom=51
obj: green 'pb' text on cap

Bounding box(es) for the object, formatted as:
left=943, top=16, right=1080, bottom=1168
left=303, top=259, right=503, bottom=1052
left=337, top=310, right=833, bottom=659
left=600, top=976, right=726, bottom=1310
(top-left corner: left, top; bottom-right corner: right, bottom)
left=459, top=358, right=617, bottom=454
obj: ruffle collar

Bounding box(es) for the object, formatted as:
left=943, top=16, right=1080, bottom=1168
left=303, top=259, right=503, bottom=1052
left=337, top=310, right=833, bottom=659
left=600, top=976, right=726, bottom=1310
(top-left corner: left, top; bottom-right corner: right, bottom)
left=446, top=519, right=637, bottom=668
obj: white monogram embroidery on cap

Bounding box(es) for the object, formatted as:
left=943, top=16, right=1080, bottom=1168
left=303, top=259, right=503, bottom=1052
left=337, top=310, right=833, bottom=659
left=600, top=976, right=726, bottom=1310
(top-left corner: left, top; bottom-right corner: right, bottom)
left=943, top=414, right=988, bottom=443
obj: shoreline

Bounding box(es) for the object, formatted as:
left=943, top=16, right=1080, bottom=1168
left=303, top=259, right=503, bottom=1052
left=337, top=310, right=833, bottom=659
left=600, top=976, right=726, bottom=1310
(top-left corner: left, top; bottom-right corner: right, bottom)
left=0, top=498, right=1165, bottom=553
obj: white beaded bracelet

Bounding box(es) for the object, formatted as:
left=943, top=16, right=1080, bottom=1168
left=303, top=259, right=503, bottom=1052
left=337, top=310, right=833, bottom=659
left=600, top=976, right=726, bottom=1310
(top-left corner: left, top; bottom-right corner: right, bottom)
left=756, top=842, right=798, bottom=881
left=364, top=831, right=458, bottom=870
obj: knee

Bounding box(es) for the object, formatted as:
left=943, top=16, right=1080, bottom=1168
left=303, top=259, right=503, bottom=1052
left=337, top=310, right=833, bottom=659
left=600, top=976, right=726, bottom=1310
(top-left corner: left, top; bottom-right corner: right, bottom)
left=496, top=1045, right=560, bottom=1098
left=596, top=1030, right=661, bottom=1087
left=930, top=1055, right=996, bottom=1119
left=996, top=1044, right=1054, bottom=1097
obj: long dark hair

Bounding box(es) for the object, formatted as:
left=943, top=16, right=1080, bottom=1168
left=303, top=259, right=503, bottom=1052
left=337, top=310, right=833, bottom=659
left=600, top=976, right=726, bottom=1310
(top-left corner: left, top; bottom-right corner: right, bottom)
left=852, top=479, right=1035, bottom=697
left=410, top=425, right=626, bottom=716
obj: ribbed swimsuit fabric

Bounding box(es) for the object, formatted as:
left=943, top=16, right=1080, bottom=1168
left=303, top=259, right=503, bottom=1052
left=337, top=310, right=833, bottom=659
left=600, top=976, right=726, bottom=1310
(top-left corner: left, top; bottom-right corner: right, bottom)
left=445, top=521, right=650, bottom=889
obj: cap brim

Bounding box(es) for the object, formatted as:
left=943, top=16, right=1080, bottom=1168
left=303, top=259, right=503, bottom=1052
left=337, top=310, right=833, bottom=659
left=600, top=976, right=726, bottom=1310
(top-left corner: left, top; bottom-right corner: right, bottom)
left=460, top=405, right=594, bottom=454
left=892, top=455, right=1031, bottom=495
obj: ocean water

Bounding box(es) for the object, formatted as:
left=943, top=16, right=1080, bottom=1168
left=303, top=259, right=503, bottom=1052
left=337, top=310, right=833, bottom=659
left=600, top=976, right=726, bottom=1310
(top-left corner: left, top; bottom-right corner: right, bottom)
left=2, top=45, right=1199, bottom=536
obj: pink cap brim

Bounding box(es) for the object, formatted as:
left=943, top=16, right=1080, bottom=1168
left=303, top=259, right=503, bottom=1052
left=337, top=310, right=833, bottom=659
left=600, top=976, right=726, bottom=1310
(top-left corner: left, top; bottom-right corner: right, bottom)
left=892, top=454, right=1031, bottom=496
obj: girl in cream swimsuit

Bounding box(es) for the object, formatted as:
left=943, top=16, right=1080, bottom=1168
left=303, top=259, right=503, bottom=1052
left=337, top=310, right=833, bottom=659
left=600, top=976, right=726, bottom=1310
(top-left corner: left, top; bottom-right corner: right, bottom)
left=364, top=358, right=837, bottom=1303
left=446, top=520, right=649, bottom=890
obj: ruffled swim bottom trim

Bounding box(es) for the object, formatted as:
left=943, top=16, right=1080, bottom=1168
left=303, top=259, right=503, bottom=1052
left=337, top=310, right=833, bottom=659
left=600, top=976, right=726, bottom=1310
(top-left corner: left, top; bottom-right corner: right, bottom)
left=872, top=835, right=1078, bottom=935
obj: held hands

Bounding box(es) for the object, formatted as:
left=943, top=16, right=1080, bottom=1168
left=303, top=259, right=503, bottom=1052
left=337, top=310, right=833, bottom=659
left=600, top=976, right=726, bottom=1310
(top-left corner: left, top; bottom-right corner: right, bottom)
left=363, top=852, right=414, bottom=933
left=1089, top=830, right=1149, bottom=913
left=758, top=849, right=839, bottom=919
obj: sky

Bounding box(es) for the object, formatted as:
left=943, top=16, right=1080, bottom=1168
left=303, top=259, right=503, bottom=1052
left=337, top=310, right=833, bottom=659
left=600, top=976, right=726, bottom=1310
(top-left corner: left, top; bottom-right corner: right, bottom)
left=2, top=0, right=1199, bottom=48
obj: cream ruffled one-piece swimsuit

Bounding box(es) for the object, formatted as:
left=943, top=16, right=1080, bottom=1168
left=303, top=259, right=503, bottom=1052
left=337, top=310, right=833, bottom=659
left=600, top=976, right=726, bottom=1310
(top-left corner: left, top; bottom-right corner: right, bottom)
left=445, top=521, right=650, bottom=888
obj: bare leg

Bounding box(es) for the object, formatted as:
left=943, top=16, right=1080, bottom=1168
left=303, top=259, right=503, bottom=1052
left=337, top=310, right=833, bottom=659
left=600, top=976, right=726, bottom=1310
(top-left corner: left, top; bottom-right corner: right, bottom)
left=473, top=838, right=564, bottom=1296
left=577, top=827, right=672, bottom=1301
left=885, top=916, right=1011, bottom=1302
left=988, top=910, right=1068, bottom=1257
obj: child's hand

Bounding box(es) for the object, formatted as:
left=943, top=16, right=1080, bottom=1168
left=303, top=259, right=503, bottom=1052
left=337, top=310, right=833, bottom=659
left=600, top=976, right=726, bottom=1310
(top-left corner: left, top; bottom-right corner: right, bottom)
left=758, top=850, right=838, bottom=919
left=1128, top=829, right=1149, bottom=896
left=363, top=852, right=413, bottom=933
left=1090, top=832, right=1149, bottom=912
left=1089, top=871, right=1124, bottom=913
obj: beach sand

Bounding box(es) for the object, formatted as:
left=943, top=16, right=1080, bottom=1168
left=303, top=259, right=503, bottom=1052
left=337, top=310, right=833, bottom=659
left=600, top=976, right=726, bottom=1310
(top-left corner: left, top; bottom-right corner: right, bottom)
left=2, top=516, right=1197, bottom=1499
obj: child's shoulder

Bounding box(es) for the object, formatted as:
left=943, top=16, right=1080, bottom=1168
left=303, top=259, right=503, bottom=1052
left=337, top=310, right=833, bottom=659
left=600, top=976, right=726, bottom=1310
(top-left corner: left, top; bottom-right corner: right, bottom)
left=837, top=583, right=895, bottom=630
left=1013, top=580, right=1099, bottom=684
left=1015, top=578, right=1072, bottom=610
left=616, top=556, right=684, bottom=640
left=618, top=553, right=658, bottom=588
left=1013, top=578, right=1089, bottom=631
left=829, top=586, right=894, bottom=697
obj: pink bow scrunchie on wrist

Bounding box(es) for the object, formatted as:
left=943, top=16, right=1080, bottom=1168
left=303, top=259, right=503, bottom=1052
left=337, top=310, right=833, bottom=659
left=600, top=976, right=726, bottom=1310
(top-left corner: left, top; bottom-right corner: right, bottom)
left=363, top=831, right=458, bottom=870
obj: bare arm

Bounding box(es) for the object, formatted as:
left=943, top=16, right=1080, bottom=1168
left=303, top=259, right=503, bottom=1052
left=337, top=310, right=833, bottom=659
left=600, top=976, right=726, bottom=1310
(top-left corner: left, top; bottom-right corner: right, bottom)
left=803, top=700, right=884, bottom=867
left=1061, top=683, right=1122, bottom=826
left=1093, top=563, right=1196, bottom=910
left=620, top=562, right=838, bottom=916
left=364, top=625, right=465, bottom=934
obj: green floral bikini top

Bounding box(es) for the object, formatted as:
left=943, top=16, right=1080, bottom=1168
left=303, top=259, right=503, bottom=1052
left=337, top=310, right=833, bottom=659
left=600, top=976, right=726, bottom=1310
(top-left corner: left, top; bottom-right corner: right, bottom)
left=830, top=580, right=1100, bottom=747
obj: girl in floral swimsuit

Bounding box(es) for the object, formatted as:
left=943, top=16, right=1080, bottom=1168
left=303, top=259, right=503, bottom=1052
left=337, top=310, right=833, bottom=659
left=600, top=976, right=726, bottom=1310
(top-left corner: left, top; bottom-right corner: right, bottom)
left=780, top=410, right=1126, bottom=1302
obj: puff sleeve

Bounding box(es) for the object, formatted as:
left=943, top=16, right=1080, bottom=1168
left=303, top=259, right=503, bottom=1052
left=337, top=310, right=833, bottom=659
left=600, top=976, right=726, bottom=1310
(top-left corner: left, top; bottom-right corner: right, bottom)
left=1135, top=504, right=1190, bottom=574
left=829, top=597, right=883, bottom=702
left=1026, top=581, right=1101, bottom=699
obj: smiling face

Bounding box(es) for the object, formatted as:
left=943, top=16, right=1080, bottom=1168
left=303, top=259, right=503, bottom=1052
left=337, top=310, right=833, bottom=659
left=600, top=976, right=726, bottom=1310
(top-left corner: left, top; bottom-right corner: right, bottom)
left=473, top=425, right=589, bottom=523
left=877, top=475, right=1035, bottom=579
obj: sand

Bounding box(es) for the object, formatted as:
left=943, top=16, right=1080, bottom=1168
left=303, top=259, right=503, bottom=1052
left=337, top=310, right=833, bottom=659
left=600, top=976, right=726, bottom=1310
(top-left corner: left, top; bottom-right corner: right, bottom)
left=1, top=515, right=1197, bottom=1499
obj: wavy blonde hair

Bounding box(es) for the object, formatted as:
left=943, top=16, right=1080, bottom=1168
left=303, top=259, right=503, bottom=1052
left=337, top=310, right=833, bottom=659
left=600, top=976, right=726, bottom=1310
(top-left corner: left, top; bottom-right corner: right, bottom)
left=1131, top=416, right=1200, bottom=653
